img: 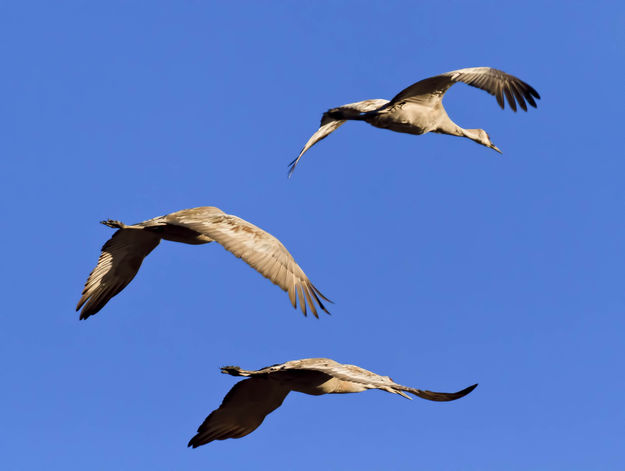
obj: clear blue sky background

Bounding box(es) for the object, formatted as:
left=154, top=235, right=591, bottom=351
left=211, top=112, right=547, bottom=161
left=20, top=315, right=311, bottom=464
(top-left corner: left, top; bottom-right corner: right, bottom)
left=1, top=1, right=624, bottom=470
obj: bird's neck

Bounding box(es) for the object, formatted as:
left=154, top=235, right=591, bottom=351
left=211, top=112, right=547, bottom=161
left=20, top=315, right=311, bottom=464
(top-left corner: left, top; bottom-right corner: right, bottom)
left=435, top=118, right=488, bottom=147
left=437, top=118, right=477, bottom=140
left=461, top=128, right=485, bottom=144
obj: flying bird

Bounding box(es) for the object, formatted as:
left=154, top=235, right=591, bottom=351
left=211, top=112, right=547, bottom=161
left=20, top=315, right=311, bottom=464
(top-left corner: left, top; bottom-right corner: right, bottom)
left=76, top=207, right=330, bottom=319
left=289, top=67, right=540, bottom=175
left=188, top=358, right=477, bottom=447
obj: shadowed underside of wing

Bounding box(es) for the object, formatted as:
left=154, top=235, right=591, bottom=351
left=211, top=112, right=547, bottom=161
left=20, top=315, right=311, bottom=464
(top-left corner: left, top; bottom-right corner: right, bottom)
left=76, top=228, right=161, bottom=319
left=164, top=209, right=331, bottom=318
left=188, top=378, right=290, bottom=448
left=390, top=67, right=540, bottom=112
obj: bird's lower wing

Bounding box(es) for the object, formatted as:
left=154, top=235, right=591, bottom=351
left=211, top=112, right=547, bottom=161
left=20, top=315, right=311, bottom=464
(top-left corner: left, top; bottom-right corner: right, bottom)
left=288, top=118, right=346, bottom=177
left=76, top=228, right=161, bottom=319
left=188, top=378, right=290, bottom=448
left=289, top=99, right=389, bottom=176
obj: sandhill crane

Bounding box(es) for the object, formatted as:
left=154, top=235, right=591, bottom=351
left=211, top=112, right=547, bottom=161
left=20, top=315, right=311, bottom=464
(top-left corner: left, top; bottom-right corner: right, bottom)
left=187, top=358, right=477, bottom=447
left=76, top=207, right=330, bottom=319
left=289, top=67, right=540, bottom=175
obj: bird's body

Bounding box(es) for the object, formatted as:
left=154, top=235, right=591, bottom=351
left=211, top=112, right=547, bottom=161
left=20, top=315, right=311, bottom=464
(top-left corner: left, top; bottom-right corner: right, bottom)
left=289, top=67, right=540, bottom=175
left=364, top=101, right=446, bottom=135
left=187, top=358, right=477, bottom=447
left=76, top=207, right=330, bottom=319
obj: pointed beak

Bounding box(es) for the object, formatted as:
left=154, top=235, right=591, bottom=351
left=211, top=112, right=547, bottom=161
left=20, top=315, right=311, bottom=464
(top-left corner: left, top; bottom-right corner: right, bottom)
left=490, top=144, right=502, bottom=154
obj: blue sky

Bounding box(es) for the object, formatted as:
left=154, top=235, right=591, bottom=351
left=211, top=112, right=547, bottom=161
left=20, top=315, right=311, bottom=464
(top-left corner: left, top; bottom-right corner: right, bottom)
left=1, top=1, right=624, bottom=469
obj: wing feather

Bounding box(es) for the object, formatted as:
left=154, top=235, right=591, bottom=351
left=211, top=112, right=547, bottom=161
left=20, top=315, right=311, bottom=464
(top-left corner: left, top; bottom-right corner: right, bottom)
left=389, top=67, right=540, bottom=112
left=76, top=228, right=160, bottom=319
left=261, top=358, right=477, bottom=402
left=187, top=378, right=290, bottom=448
left=288, top=99, right=389, bottom=176
left=164, top=208, right=331, bottom=317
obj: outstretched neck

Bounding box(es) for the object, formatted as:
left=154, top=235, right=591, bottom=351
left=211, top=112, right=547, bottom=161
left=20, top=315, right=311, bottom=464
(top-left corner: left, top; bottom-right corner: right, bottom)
left=437, top=117, right=481, bottom=141
left=461, top=127, right=486, bottom=144
left=436, top=117, right=501, bottom=153
left=439, top=121, right=489, bottom=147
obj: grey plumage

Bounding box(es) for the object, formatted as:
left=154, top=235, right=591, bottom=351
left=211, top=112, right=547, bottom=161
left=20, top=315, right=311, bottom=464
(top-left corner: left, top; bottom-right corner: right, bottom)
left=188, top=358, right=477, bottom=447
left=76, top=207, right=330, bottom=319
left=289, top=67, right=540, bottom=175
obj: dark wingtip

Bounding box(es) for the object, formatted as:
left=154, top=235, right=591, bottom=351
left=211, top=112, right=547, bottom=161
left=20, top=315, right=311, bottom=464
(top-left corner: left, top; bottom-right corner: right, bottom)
left=528, top=86, right=541, bottom=100
left=77, top=303, right=99, bottom=320
left=187, top=436, right=202, bottom=448
left=459, top=383, right=478, bottom=397
left=287, top=158, right=298, bottom=179
left=518, top=98, right=528, bottom=112
left=308, top=285, right=332, bottom=317
left=496, top=91, right=505, bottom=110
left=319, top=300, right=331, bottom=316
left=410, top=382, right=478, bottom=402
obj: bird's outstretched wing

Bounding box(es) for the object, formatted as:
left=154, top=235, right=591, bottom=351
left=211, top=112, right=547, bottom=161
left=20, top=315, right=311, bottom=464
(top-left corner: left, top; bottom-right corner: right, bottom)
left=255, top=358, right=477, bottom=402
left=163, top=207, right=331, bottom=317
left=187, top=378, right=290, bottom=448
left=390, top=67, right=540, bottom=112
left=288, top=99, right=389, bottom=176
left=76, top=224, right=161, bottom=319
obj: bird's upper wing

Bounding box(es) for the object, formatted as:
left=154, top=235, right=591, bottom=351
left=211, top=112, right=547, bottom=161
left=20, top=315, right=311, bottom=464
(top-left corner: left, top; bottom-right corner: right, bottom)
left=262, top=358, right=477, bottom=402
left=281, top=359, right=404, bottom=388
left=76, top=228, right=161, bottom=319
left=187, top=378, right=290, bottom=447
left=163, top=207, right=331, bottom=317
left=389, top=67, right=540, bottom=112
left=288, top=99, right=389, bottom=176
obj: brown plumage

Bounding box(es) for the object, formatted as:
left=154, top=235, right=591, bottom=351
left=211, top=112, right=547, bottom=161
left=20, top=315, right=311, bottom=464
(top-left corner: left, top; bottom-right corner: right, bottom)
left=289, top=67, right=540, bottom=175
left=188, top=358, right=477, bottom=447
left=76, top=207, right=330, bottom=319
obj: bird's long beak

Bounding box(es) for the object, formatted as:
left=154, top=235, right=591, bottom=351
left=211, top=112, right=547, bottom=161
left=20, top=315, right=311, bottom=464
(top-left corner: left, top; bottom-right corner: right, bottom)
left=490, top=143, right=502, bottom=154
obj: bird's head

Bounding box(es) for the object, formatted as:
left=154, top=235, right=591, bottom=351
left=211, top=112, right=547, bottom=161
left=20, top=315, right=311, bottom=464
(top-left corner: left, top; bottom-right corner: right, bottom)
left=478, top=129, right=502, bottom=154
